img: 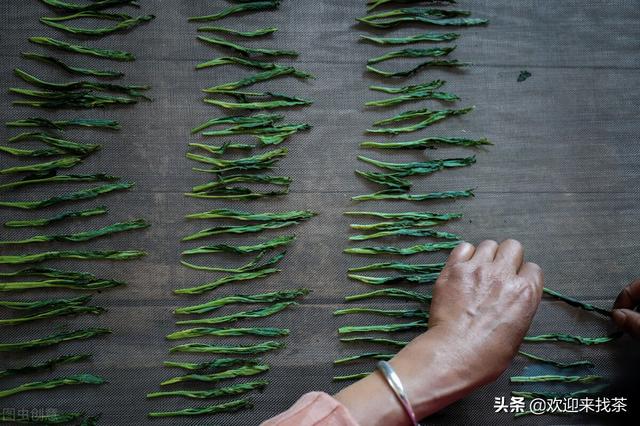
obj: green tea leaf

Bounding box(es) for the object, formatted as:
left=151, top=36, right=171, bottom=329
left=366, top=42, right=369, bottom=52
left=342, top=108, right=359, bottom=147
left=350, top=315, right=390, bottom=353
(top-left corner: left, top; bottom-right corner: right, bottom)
left=22, top=52, right=124, bottom=78
left=344, top=241, right=460, bottom=255
left=147, top=380, right=267, bottom=400
left=370, top=80, right=446, bottom=94
left=182, top=221, right=299, bottom=241
left=359, top=13, right=488, bottom=29
left=339, top=320, right=427, bottom=334
left=0, top=145, right=67, bottom=157
left=169, top=341, right=284, bottom=355
left=368, top=46, right=455, bottom=64
left=167, top=327, right=289, bottom=340
left=355, top=170, right=412, bottom=191
left=369, top=107, right=474, bottom=133
left=196, top=56, right=312, bottom=78
left=344, top=211, right=462, bottom=221
left=0, top=157, right=81, bottom=176
left=348, top=262, right=444, bottom=273
left=0, top=354, right=91, bottom=379
left=191, top=113, right=282, bottom=134
left=348, top=272, right=440, bottom=285
left=360, top=31, right=459, bottom=44
left=543, top=287, right=612, bottom=317
left=518, top=351, right=594, bottom=369
left=0, top=295, right=90, bottom=311
left=0, top=374, right=104, bottom=398
left=38, top=0, right=140, bottom=12
left=11, top=89, right=137, bottom=108
left=349, top=228, right=460, bottom=241
left=361, top=136, right=491, bottom=149
left=182, top=235, right=295, bottom=256
left=0, top=219, right=149, bottom=245
left=188, top=1, right=279, bottom=22
left=186, top=208, right=316, bottom=222
left=174, top=268, right=280, bottom=295
left=14, top=68, right=150, bottom=98
left=185, top=188, right=288, bottom=200
left=180, top=251, right=285, bottom=274
left=163, top=358, right=262, bottom=372
left=203, top=67, right=309, bottom=92
left=0, top=304, right=105, bottom=326
left=0, top=279, right=125, bottom=292
left=0, top=250, right=145, bottom=265
left=198, top=26, right=278, bottom=37
left=517, top=70, right=532, bottom=82
left=188, top=142, right=253, bottom=156
left=0, top=182, right=133, bottom=210
left=174, top=288, right=307, bottom=314
left=334, top=307, right=427, bottom=319
left=350, top=220, right=441, bottom=231
left=340, top=337, right=409, bottom=347
left=175, top=302, right=297, bottom=325
left=29, top=36, right=135, bottom=61
left=188, top=148, right=287, bottom=173
left=511, top=385, right=608, bottom=400
left=0, top=328, right=111, bottom=351
left=147, top=398, right=253, bottom=418
left=202, top=123, right=310, bottom=145
left=367, top=60, right=469, bottom=78
left=333, top=372, right=370, bottom=381
left=360, top=155, right=475, bottom=174
left=345, top=288, right=431, bottom=304
left=198, top=35, right=298, bottom=57
left=5, top=117, right=120, bottom=130
left=0, top=267, right=95, bottom=280
left=510, top=375, right=602, bottom=384
left=367, top=0, right=457, bottom=12
left=334, top=352, right=395, bottom=364
left=40, top=12, right=155, bottom=36
left=4, top=206, right=108, bottom=228
left=365, top=90, right=459, bottom=107
left=352, top=189, right=474, bottom=202
left=524, top=333, right=618, bottom=345
left=160, top=365, right=270, bottom=386
left=204, top=92, right=312, bottom=110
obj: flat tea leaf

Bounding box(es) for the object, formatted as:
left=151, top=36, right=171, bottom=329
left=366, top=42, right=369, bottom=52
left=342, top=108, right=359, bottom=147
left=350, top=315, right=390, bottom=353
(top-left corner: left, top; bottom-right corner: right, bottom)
left=29, top=36, right=135, bottom=61
left=147, top=398, right=253, bottom=418
left=0, top=328, right=111, bottom=351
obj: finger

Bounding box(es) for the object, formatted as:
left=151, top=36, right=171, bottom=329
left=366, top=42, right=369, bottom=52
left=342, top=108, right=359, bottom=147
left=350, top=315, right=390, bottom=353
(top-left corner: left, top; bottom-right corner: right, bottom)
left=494, top=239, right=524, bottom=272
left=469, top=240, right=498, bottom=263
left=613, top=279, right=640, bottom=310
left=445, top=241, right=475, bottom=266
left=612, top=309, right=640, bottom=340
left=518, top=262, right=544, bottom=295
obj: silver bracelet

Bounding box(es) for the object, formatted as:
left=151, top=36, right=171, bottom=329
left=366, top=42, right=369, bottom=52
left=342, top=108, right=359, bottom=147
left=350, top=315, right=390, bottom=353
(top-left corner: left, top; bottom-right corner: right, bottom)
left=376, top=360, right=419, bottom=426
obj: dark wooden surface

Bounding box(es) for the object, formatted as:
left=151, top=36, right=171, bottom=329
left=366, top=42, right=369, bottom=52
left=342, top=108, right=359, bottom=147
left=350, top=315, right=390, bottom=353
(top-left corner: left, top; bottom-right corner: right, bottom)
left=1, top=1, right=639, bottom=425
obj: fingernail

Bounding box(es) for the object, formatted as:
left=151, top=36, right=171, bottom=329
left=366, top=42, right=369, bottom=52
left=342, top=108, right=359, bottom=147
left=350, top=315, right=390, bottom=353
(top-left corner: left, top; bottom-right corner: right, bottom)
left=612, top=309, right=627, bottom=325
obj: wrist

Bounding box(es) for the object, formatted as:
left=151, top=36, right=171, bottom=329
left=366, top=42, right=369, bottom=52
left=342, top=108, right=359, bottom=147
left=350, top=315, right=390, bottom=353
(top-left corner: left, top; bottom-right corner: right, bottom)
left=335, top=366, right=411, bottom=426
left=390, top=328, right=489, bottom=419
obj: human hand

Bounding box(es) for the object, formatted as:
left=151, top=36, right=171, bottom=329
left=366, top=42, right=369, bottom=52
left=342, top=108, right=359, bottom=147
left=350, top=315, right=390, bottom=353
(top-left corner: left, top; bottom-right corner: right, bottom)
left=612, top=279, right=640, bottom=339
left=336, top=240, right=544, bottom=425
left=423, top=239, right=544, bottom=381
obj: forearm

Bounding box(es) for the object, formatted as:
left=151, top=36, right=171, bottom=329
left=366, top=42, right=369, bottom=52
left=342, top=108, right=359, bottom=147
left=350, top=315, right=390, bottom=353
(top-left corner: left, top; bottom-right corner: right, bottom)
left=334, top=329, right=485, bottom=425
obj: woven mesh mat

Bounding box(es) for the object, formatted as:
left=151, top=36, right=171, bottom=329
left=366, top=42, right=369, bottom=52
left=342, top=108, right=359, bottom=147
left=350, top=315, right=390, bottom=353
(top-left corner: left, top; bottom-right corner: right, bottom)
left=1, top=0, right=640, bottom=424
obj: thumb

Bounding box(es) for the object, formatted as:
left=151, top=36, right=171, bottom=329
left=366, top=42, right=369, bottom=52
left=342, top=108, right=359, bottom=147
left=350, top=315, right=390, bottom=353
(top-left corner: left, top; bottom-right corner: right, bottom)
left=612, top=308, right=640, bottom=340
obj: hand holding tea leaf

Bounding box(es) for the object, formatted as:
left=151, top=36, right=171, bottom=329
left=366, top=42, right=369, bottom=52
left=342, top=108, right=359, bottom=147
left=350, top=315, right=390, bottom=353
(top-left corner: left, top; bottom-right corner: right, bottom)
left=612, top=278, right=640, bottom=339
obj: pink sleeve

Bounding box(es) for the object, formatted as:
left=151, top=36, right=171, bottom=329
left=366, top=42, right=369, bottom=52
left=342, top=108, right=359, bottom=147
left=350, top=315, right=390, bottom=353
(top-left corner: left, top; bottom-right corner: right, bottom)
left=260, top=392, right=360, bottom=426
